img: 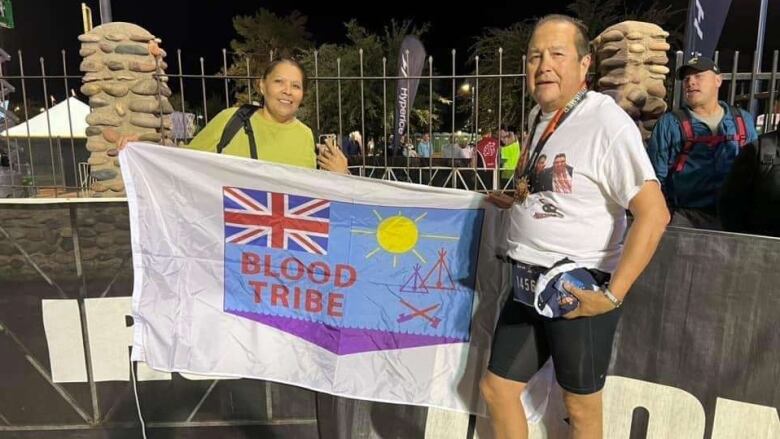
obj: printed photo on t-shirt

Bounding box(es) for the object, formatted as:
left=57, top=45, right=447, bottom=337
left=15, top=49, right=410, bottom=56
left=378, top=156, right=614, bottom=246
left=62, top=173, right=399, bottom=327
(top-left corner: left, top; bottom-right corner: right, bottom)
left=530, top=153, right=574, bottom=194
left=527, top=153, right=574, bottom=220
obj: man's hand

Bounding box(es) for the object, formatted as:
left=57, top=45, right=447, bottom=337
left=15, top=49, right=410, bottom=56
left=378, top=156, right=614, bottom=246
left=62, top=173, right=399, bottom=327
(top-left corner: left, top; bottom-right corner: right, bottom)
left=561, top=283, right=617, bottom=319
left=486, top=192, right=514, bottom=209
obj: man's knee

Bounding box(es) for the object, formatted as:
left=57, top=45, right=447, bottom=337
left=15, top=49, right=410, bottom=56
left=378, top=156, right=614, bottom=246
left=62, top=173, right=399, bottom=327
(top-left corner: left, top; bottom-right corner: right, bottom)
left=480, top=372, right=525, bottom=406
left=563, top=390, right=603, bottom=425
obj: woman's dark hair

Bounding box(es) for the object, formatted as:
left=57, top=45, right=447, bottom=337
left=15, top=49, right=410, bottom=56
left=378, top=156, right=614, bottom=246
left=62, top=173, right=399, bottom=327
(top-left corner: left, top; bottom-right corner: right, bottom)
left=261, top=58, right=307, bottom=92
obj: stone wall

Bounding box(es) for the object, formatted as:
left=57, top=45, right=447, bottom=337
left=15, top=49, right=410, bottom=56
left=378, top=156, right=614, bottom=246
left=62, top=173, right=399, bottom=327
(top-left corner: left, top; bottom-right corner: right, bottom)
left=0, top=204, right=131, bottom=281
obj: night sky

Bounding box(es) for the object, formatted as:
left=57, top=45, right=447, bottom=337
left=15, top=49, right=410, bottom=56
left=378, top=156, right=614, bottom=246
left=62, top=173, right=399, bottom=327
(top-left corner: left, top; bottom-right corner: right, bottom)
left=0, top=0, right=776, bottom=99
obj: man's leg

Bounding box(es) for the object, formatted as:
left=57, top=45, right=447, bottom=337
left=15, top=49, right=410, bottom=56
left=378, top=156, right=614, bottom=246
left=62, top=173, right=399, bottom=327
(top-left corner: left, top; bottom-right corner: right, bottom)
left=562, top=390, right=603, bottom=439
left=545, top=306, right=622, bottom=439
left=480, top=372, right=528, bottom=439
left=482, top=299, right=548, bottom=439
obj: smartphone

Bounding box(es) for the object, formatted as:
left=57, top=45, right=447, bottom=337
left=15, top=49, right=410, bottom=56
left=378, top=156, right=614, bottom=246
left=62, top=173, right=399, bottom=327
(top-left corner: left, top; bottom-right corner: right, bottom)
left=318, top=134, right=337, bottom=146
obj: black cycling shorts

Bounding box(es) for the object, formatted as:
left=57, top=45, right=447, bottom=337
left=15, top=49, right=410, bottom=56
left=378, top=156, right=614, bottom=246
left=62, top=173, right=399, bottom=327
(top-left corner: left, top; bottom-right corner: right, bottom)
left=487, top=296, right=622, bottom=395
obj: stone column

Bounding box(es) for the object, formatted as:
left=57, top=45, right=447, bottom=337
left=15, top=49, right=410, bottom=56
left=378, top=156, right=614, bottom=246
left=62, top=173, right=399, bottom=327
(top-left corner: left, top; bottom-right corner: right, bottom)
left=592, top=21, right=671, bottom=141
left=78, top=23, right=174, bottom=196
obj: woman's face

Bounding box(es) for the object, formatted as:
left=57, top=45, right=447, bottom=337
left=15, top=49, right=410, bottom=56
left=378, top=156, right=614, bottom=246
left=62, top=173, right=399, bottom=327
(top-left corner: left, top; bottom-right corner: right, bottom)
left=260, top=62, right=304, bottom=123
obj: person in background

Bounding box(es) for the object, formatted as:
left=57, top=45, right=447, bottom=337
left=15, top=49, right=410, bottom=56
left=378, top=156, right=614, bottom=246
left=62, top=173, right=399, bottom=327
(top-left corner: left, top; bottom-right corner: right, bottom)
left=500, top=129, right=522, bottom=180
left=647, top=56, right=757, bottom=229
left=476, top=129, right=500, bottom=169
left=417, top=133, right=432, bottom=158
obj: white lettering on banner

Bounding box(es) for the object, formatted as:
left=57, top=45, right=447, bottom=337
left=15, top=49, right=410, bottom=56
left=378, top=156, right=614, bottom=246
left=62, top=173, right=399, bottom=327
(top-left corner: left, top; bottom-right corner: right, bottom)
left=84, top=297, right=170, bottom=382
left=41, top=300, right=88, bottom=382
left=694, top=0, right=705, bottom=40
left=397, top=52, right=410, bottom=137
left=711, top=397, right=780, bottom=439
left=398, top=87, right=408, bottom=136
left=41, top=298, right=779, bottom=436
left=41, top=298, right=236, bottom=383
left=604, top=376, right=706, bottom=438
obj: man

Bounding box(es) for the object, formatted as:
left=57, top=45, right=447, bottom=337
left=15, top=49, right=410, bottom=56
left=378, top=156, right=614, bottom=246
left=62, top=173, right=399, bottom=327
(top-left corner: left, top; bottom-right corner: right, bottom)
left=417, top=133, right=432, bottom=158
left=456, top=138, right=473, bottom=160
left=481, top=15, right=669, bottom=439
left=647, top=56, right=757, bottom=229
left=476, top=130, right=500, bottom=169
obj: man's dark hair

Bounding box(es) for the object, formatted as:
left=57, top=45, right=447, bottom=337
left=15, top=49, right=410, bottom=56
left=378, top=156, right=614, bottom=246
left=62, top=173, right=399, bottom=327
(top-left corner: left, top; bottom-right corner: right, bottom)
left=530, top=14, right=590, bottom=59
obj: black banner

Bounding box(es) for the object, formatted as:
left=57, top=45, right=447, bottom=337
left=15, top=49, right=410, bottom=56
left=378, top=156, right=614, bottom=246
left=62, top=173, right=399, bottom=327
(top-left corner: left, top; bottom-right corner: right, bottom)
left=2, top=204, right=778, bottom=438
left=392, top=36, right=426, bottom=152
left=683, top=0, right=733, bottom=60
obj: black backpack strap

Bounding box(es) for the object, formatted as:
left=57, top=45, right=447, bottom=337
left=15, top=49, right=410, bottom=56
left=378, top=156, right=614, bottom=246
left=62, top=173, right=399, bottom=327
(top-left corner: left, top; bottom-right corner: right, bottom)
left=216, top=104, right=261, bottom=159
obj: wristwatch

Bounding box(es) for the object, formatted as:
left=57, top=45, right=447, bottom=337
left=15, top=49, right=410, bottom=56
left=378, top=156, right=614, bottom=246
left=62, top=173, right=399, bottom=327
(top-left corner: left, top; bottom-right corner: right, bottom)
left=602, top=286, right=623, bottom=308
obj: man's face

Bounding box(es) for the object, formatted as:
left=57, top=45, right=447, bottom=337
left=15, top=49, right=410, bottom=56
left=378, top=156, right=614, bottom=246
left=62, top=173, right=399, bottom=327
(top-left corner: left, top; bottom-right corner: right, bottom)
left=527, top=21, right=590, bottom=113
left=553, top=155, right=566, bottom=172
left=422, top=133, right=430, bottom=142
left=683, top=70, right=722, bottom=109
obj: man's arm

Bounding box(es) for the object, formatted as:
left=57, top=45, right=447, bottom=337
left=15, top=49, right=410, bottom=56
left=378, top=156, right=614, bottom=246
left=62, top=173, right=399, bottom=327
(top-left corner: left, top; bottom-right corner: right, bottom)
left=608, top=180, right=670, bottom=299
left=564, top=180, right=669, bottom=318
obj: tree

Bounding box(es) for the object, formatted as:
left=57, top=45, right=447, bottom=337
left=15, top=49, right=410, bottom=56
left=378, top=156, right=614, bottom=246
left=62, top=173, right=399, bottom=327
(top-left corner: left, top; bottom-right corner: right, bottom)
left=469, top=0, right=683, bottom=133
left=224, top=9, right=314, bottom=105
left=297, top=19, right=442, bottom=141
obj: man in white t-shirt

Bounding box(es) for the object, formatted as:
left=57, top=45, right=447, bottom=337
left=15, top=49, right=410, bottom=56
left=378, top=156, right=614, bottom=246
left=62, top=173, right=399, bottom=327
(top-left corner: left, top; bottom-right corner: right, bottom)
left=479, top=15, right=670, bottom=439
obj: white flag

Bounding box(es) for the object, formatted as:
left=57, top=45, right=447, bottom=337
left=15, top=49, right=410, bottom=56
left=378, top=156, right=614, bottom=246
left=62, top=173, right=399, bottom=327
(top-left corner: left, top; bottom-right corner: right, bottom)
left=120, top=142, right=509, bottom=414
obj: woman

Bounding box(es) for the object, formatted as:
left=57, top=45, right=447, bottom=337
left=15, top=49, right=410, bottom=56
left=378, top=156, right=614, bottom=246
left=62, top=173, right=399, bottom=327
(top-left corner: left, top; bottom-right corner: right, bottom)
left=188, top=58, right=347, bottom=173
left=120, top=44, right=346, bottom=173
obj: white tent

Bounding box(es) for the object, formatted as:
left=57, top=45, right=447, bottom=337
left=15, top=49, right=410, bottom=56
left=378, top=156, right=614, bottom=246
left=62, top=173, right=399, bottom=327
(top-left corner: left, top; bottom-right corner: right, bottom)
left=0, top=97, right=90, bottom=138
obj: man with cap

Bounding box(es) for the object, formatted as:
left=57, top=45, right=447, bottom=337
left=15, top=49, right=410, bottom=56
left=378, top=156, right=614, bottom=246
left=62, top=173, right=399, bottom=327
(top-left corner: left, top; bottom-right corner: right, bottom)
left=648, top=56, right=758, bottom=229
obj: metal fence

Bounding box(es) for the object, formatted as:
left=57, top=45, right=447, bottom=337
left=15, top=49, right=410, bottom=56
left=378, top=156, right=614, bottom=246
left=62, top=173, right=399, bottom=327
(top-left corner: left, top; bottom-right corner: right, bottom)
left=0, top=47, right=778, bottom=199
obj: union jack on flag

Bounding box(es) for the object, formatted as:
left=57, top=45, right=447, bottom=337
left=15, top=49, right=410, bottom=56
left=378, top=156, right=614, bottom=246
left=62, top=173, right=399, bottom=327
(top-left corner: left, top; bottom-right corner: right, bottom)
left=223, top=187, right=330, bottom=255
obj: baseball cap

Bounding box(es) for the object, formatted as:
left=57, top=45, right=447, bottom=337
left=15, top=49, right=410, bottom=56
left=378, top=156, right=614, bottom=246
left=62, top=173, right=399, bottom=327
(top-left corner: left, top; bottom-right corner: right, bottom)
left=677, top=56, right=721, bottom=80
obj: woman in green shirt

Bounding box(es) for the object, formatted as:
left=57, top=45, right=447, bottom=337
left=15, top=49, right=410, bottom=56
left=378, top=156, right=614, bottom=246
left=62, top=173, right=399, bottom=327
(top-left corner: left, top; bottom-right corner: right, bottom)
left=119, top=53, right=347, bottom=173
left=188, top=58, right=347, bottom=173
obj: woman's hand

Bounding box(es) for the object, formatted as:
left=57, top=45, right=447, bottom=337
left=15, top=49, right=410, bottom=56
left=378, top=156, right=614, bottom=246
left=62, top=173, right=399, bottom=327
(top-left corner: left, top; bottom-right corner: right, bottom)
left=116, top=134, right=140, bottom=151
left=317, top=137, right=349, bottom=174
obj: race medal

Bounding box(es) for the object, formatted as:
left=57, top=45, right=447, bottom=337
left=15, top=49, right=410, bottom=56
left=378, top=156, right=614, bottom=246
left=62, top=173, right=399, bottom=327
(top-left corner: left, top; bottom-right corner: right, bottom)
left=515, top=175, right=529, bottom=203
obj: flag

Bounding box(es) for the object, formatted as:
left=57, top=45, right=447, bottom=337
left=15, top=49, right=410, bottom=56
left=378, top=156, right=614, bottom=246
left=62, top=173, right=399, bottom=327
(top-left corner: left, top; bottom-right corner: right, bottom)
left=393, top=36, right=426, bottom=151
left=120, top=143, right=507, bottom=413
left=683, top=0, right=733, bottom=60
left=223, top=188, right=331, bottom=254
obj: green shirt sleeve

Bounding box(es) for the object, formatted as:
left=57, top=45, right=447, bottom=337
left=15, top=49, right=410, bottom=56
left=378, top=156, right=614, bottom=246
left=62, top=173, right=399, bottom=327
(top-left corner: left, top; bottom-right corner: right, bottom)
left=186, top=108, right=237, bottom=153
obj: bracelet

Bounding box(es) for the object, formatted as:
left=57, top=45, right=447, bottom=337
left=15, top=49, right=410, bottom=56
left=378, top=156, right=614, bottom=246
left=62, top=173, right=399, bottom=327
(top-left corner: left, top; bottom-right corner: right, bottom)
left=602, top=286, right=623, bottom=308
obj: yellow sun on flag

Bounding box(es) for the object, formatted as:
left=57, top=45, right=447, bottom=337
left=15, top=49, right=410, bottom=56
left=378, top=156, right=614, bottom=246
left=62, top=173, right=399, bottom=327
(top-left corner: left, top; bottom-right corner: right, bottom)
left=352, top=210, right=458, bottom=267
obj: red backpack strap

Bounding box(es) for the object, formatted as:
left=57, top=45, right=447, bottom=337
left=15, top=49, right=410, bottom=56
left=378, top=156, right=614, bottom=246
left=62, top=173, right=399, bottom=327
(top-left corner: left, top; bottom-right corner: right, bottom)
left=672, top=109, right=696, bottom=173
left=730, top=105, right=748, bottom=148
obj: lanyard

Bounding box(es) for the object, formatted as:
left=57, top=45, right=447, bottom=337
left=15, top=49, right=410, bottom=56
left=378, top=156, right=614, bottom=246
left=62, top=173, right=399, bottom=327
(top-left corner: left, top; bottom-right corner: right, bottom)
left=516, top=88, right=587, bottom=188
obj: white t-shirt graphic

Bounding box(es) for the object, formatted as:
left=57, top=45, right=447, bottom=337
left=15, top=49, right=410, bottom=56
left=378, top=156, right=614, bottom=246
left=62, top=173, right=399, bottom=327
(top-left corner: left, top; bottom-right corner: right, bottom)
left=506, top=91, right=657, bottom=272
